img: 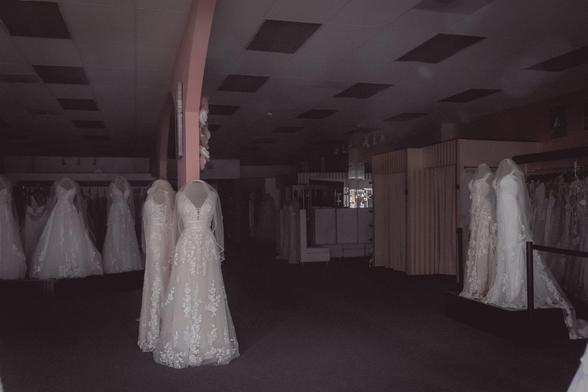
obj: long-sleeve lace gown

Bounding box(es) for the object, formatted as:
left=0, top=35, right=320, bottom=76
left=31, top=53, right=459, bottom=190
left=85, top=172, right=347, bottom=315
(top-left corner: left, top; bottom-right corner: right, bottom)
left=138, top=180, right=175, bottom=352
left=154, top=180, right=239, bottom=368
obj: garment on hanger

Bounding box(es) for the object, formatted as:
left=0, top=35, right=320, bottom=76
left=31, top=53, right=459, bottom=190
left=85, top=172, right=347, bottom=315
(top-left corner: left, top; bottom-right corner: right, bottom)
left=30, top=177, right=103, bottom=279
left=22, top=195, right=49, bottom=264
left=154, top=180, right=239, bottom=368
left=0, top=176, right=26, bottom=279
left=485, top=159, right=588, bottom=339
left=103, top=176, right=143, bottom=274
left=138, top=179, right=176, bottom=352
left=460, top=164, right=496, bottom=299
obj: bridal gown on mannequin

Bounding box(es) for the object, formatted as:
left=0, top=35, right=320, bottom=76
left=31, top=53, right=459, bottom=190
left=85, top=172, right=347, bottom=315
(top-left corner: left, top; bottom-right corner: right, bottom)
left=460, top=164, right=496, bottom=299
left=103, top=176, right=142, bottom=273
left=485, top=159, right=588, bottom=339
left=0, top=176, right=26, bottom=279
left=138, top=180, right=175, bottom=352
left=22, top=196, right=48, bottom=263
left=154, top=180, right=239, bottom=368
left=31, top=178, right=103, bottom=279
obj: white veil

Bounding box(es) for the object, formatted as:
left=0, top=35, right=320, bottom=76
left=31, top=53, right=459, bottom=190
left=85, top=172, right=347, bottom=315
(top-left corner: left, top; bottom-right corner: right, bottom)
left=177, top=180, right=225, bottom=262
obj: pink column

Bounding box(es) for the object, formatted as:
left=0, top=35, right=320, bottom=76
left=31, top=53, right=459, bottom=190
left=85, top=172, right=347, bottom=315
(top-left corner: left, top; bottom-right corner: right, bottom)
left=173, top=0, right=216, bottom=185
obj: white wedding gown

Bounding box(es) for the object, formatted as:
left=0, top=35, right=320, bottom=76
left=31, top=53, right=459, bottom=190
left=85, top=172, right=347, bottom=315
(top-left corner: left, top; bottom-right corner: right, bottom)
left=31, top=178, right=103, bottom=279
left=154, top=180, right=239, bottom=368
left=138, top=180, right=175, bottom=352
left=460, top=164, right=496, bottom=299
left=485, top=159, right=588, bottom=339
left=103, top=177, right=143, bottom=274
left=22, top=197, right=48, bottom=263
left=0, top=177, right=27, bottom=279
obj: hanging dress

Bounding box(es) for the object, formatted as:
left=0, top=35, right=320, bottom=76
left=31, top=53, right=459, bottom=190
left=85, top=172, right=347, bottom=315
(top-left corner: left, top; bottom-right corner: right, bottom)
left=0, top=177, right=26, bottom=279
left=138, top=180, right=175, bottom=352
left=102, top=177, right=143, bottom=274
left=31, top=178, right=103, bottom=279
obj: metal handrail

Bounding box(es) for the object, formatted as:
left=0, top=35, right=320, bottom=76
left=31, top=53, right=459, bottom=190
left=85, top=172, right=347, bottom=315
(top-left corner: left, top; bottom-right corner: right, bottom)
left=526, top=242, right=588, bottom=316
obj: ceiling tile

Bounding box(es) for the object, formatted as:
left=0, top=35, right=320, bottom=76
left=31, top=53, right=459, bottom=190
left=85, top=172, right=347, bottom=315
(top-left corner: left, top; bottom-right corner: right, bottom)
left=73, top=120, right=105, bottom=129
left=12, top=37, right=82, bottom=66
left=273, top=126, right=304, bottom=133
left=334, top=83, right=392, bottom=98
left=414, top=0, right=495, bottom=15
left=266, top=0, right=350, bottom=23
left=297, top=109, right=338, bottom=119
left=396, top=33, right=485, bottom=63
left=34, top=65, right=89, bottom=85
left=218, top=74, right=269, bottom=92
left=136, top=0, right=193, bottom=12
left=0, top=1, right=70, bottom=39
left=137, top=9, right=189, bottom=48
left=60, top=2, right=134, bottom=45
left=58, top=98, right=99, bottom=111
left=332, top=0, right=420, bottom=26
left=439, top=88, right=501, bottom=103
left=385, top=112, right=428, bottom=121
left=0, top=74, right=39, bottom=83
left=209, top=104, right=240, bottom=115
left=76, top=41, right=134, bottom=69
left=247, top=20, right=322, bottom=54
left=526, top=46, right=588, bottom=72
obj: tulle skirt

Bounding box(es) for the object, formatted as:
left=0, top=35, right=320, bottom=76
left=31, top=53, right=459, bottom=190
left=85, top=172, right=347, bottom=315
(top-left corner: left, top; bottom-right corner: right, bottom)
left=154, top=229, right=239, bottom=368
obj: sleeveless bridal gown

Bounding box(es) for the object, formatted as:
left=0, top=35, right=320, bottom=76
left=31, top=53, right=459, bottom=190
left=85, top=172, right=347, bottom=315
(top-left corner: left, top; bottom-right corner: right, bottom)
left=31, top=178, right=103, bottom=279
left=138, top=180, right=175, bottom=352
left=568, top=343, right=588, bottom=392
left=485, top=159, right=588, bottom=339
left=460, top=164, right=496, bottom=299
left=0, top=179, right=26, bottom=279
left=154, top=180, right=239, bottom=368
left=103, top=177, right=143, bottom=274
left=22, top=197, right=48, bottom=264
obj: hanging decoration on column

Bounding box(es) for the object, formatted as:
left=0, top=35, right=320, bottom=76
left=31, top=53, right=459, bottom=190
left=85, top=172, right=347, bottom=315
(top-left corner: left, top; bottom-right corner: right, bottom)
left=199, top=96, right=211, bottom=171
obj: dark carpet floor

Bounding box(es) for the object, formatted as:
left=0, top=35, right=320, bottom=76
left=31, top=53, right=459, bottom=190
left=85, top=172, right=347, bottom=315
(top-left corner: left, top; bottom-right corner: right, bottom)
left=0, top=252, right=585, bottom=392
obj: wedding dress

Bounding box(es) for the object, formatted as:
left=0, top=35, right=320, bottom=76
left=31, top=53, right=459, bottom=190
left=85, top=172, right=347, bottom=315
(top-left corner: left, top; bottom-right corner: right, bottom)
left=485, top=159, right=588, bottom=339
left=30, top=178, right=103, bottom=279
left=460, top=164, right=496, bottom=299
left=103, top=176, right=143, bottom=274
left=22, top=196, right=48, bottom=263
left=138, top=180, right=176, bottom=352
left=154, top=180, right=239, bottom=368
left=568, top=343, right=588, bottom=392
left=0, top=176, right=26, bottom=279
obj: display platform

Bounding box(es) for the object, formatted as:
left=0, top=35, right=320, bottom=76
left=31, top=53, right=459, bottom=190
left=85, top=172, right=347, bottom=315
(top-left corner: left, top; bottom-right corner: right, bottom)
left=444, top=291, right=569, bottom=343
left=0, top=271, right=144, bottom=300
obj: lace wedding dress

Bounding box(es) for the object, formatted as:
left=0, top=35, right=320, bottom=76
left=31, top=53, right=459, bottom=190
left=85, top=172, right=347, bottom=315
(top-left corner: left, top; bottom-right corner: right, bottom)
left=103, top=177, right=143, bottom=274
left=30, top=178, right=103, bottom=279
left=154, top=180, right=239, bottom=368
left=138, top=180, right=175, bottom=352
left=0, top=176, right=26, bottom=279
left=460, top=164, right=496, bottom=299
left=485, top=159, right=588, bottom=339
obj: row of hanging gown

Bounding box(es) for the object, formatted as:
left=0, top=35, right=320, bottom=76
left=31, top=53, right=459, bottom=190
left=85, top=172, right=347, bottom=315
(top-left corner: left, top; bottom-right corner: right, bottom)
left=139, top=179, right=239, bottom=368
left=0, top=176, right=143, bottom=279
left=460, top=159, right=588, bottom=339
left=529, top=175, right=588, bottom=302
left=0, top=176, right=26, bottom=279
